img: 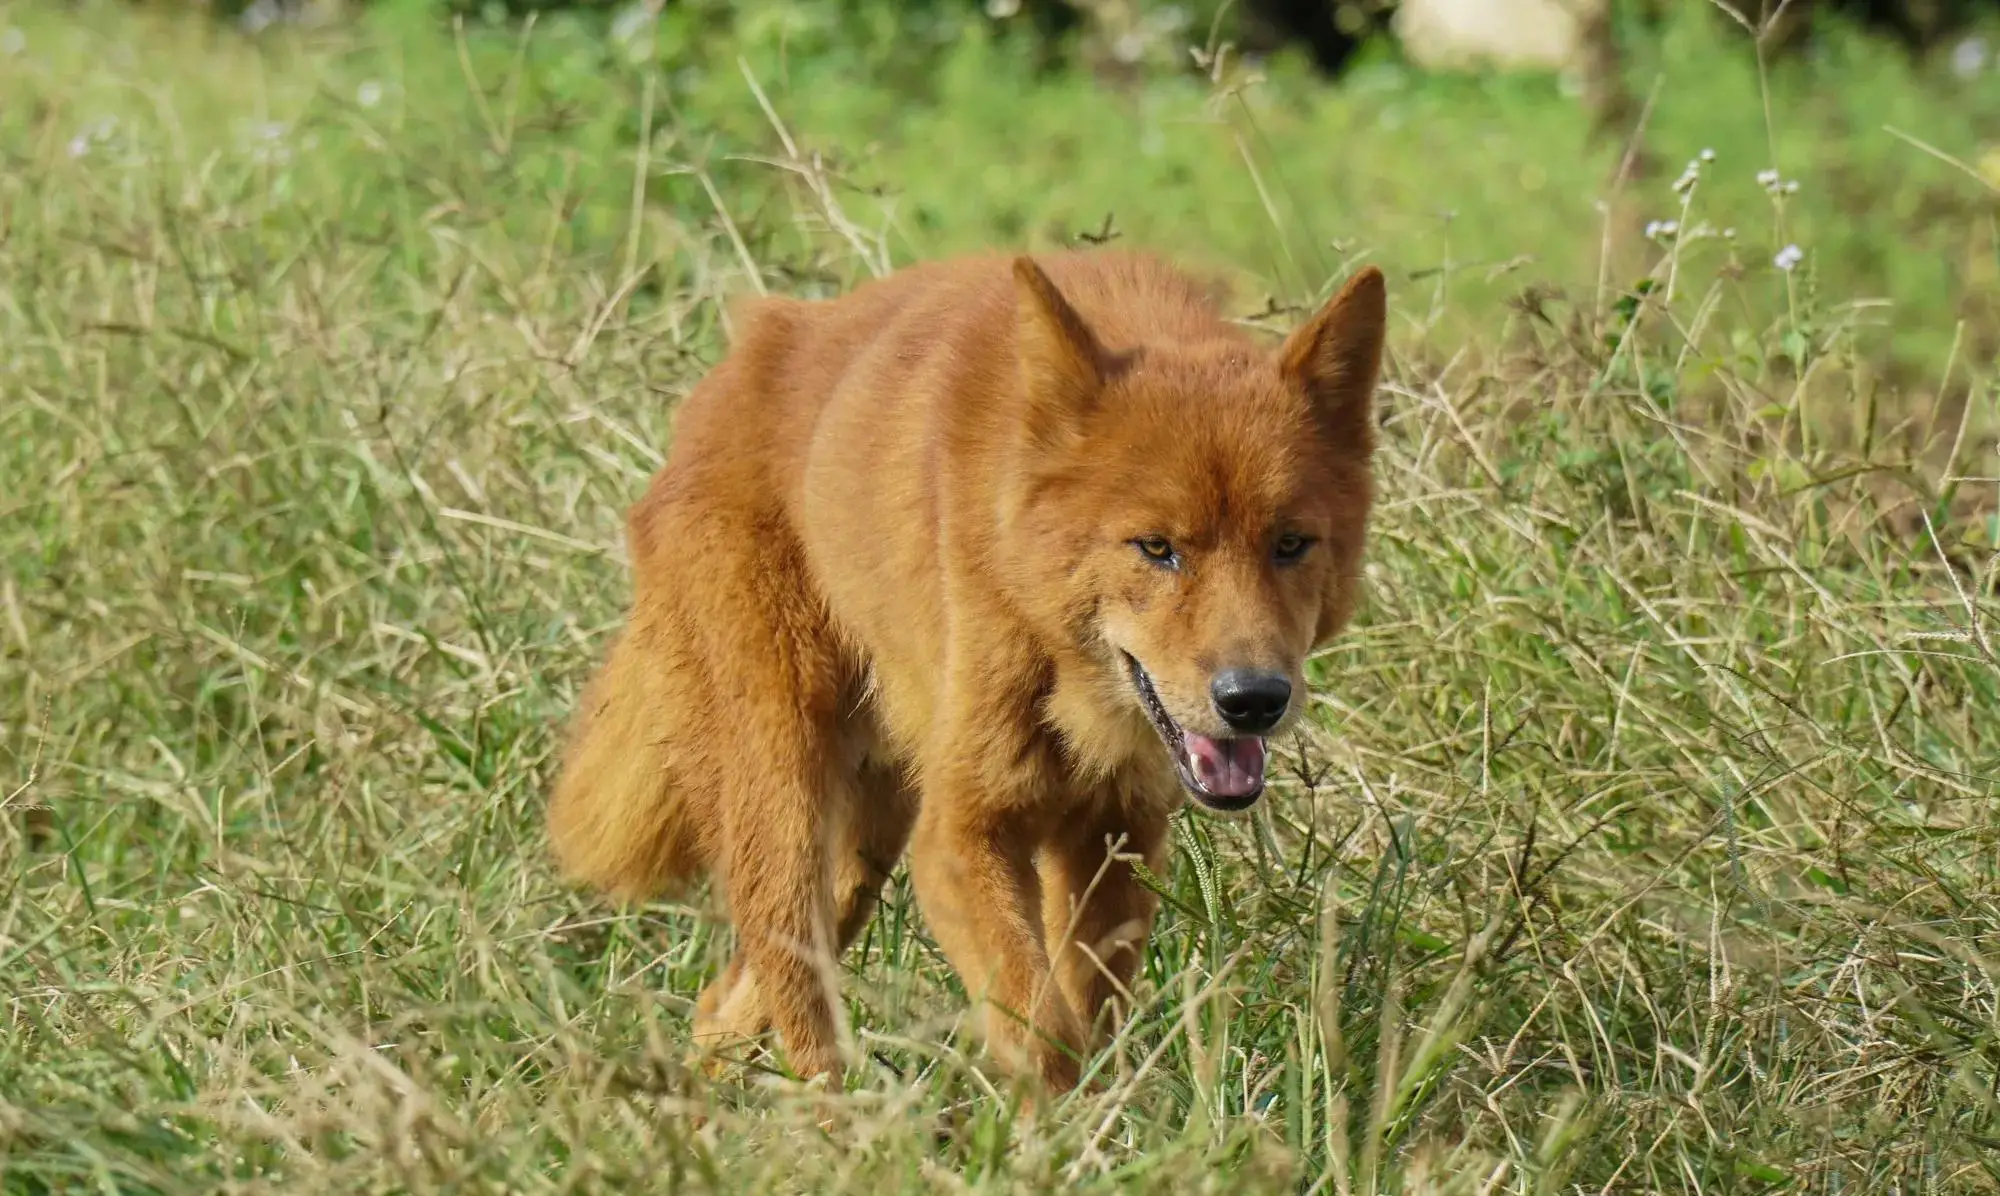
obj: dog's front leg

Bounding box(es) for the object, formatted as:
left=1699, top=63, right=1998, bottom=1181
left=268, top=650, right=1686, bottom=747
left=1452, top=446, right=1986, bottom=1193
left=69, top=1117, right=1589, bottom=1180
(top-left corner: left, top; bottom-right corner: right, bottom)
left=1039, top=806, right=1168, bottom=1051
left=908, top=632, right=1087, bottom=1093
left=908, top=787, right=1086, bottom=1094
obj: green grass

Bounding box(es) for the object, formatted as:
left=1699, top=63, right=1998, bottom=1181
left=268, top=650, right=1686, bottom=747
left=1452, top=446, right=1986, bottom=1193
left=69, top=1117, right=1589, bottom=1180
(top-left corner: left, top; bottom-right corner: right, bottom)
left=3, top=1, right=1999, bottom=1191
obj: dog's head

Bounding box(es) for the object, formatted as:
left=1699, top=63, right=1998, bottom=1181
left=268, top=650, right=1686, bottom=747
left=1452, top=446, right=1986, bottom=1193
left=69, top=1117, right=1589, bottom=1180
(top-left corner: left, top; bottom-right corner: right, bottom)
left=1002, top=257, right=1385, bottom=812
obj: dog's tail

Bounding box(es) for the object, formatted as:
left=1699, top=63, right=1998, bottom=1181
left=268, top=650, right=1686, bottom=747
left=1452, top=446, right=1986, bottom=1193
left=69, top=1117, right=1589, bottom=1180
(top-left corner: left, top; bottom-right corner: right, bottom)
left=547, top=619, right=708, bottom=901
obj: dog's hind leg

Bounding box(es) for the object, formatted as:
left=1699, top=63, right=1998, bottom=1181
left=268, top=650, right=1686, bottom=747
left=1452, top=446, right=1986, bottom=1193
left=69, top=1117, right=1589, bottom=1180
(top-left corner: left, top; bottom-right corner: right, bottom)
left=679, top=521, right=857, bottom=1086
left=694, top=745, right=915, bottom=1081
left=831, top=755, right=919, bottom=951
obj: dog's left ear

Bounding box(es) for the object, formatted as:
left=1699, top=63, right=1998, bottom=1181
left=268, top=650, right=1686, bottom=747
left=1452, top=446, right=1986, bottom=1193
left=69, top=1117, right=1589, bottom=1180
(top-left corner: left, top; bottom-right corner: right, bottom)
left=1280, top=266, right=1386, bottom=448
left=1013, top=257, right=1104, bottom=448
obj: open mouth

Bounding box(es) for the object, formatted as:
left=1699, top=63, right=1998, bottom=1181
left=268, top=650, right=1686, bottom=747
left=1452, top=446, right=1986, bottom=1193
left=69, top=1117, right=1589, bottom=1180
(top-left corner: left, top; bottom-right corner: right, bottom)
left=1124, top=654, right=1266, bottom=811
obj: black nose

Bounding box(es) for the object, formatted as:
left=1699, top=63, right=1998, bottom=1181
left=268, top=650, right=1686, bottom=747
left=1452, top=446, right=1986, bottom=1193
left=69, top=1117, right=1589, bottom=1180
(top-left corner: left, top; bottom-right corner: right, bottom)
left=1210, top=670, right=1292, bottom=734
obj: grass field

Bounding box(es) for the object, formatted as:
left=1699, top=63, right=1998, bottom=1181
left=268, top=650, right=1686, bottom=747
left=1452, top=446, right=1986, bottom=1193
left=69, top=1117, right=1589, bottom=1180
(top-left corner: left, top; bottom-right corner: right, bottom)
left=3, top=1, right=1999, bottom=1191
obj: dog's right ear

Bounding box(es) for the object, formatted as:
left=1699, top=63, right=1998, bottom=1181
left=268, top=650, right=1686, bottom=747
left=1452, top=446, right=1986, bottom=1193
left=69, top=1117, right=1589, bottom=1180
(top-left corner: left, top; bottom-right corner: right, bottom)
left=1013, top=257, right=1102, bottom=446
left=1280, top=266, right=1386, bottom=449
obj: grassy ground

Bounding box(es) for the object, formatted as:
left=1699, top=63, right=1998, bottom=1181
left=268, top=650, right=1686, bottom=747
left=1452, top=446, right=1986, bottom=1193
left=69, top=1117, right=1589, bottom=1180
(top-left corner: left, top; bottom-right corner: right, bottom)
left=3, top=1, right=1999, bottom=1191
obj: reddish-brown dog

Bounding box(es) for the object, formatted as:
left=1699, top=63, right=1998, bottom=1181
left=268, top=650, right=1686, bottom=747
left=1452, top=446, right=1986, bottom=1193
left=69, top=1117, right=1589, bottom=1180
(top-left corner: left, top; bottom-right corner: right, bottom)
left=549, top=250, right=1385, bottom=1093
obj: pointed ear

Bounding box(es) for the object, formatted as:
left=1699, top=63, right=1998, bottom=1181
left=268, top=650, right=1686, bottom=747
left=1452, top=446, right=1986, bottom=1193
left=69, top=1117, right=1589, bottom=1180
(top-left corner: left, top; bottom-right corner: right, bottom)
left=1280, top=266, right=1386, bottom=447
left=1013, top=257, right=1103, bottom=445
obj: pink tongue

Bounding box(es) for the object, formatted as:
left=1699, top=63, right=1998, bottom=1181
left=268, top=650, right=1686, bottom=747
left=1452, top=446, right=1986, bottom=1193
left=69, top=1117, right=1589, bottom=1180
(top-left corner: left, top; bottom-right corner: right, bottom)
left=1183, top=733, right=1266, bottom=798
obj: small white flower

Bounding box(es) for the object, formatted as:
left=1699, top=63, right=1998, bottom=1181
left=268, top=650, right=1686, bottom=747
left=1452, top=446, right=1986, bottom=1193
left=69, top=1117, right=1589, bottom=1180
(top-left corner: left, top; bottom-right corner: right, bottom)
left=1757, top=169, right=1801, bottom=197
left=1774, top=244, right=1803, bottom=271
left=0, top=27, right=24, bottom=56
left=238, top=0, right=281, bottom=33
left=1672, top=151, right=1708, bottom=193
left=986, top=0, right=1022, bottom=15
left=1951, top=36, right=1987, bottom=78
left=609, top=3, right=654, bottom=47
left=238, top=120, right=291, bottom=166
left=67, top=116, right=116, bottom=160
left=357, top=80, right=384, bottom=109
left=609, top=2, right=660, bottom=62
left=1723, top=227, right=1738, bottom=239
left=1645, top=219, right=1679, bottom=240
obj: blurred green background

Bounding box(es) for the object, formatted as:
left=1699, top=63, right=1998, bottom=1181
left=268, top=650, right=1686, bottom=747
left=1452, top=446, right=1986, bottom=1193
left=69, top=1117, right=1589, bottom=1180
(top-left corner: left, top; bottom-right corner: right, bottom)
left=14, top=0, right=1995, bottom=383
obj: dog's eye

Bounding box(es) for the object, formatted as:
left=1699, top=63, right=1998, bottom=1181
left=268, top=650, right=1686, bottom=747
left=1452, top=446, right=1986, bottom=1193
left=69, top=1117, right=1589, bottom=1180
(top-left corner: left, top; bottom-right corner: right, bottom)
left=1273, top=533, right=1313, bottom=563
left=1134, top=536, right=1178, bottom=567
